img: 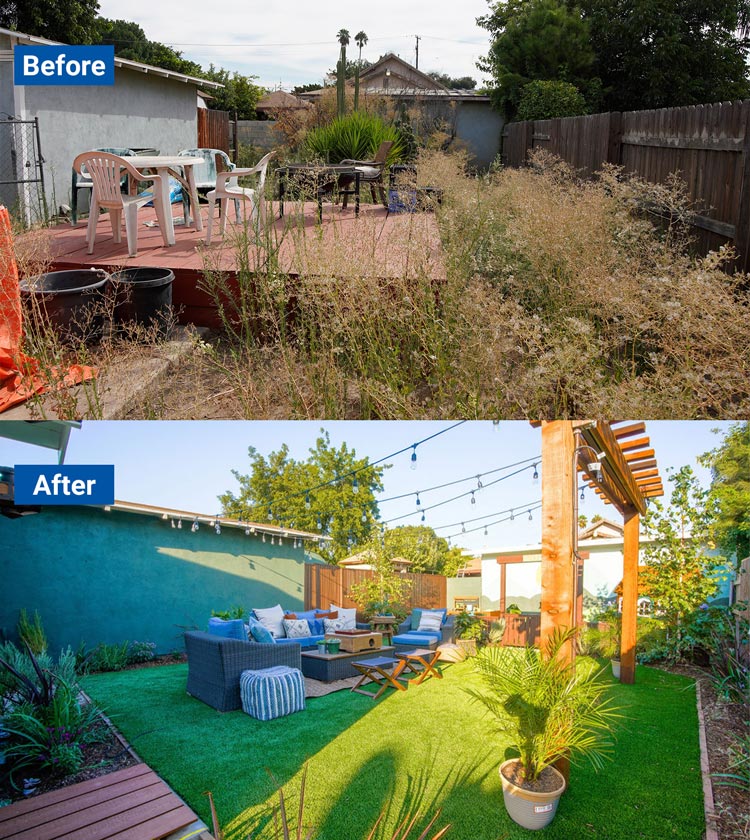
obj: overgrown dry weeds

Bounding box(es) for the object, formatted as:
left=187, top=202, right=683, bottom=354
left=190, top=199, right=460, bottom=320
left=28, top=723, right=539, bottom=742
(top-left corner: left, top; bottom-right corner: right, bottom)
left=11, top=148, right=750, bottom=420
left=133, top=148, right=749, bottom=419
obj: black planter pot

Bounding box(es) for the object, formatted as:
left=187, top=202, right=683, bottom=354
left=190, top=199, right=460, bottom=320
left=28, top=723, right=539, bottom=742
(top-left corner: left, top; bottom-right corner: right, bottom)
left=110, top=267, right=174, bottom=337
left=19, top=269, right=110, bottom=343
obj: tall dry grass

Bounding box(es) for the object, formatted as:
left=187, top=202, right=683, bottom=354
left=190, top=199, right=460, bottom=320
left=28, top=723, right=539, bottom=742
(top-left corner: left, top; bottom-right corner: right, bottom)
left=190, top=148, right=750, bottom=418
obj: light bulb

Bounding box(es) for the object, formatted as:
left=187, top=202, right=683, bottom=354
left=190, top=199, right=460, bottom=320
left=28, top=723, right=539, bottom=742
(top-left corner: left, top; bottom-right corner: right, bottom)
left=267, top=506, right=273, bottom=520
left=245, top=525, right=251, bottom=535
left=171, top=519, right=176, bottom=529
left=305, top=493, right=311, bottom=510
left=361, top=511, right=367, bottom=523
left=410, top=446, right=417, bottom=469
left=528, top=510, right=532, bottom=521
left=177, top=519, right=182, bottom=529
left=484, top=526, right=488, bottom=536
left=416, top=493, right=421, bottom=507
left=461, top=522, right=466, bottom=533
left=191, top=519, right=199, bottom=533
left=532, top=464, right=539, bottom=483
left=580, top=487, right=585, bottom=501
left=510, top=509, right=514, bottom=521
left=352, top=478, right=359, bottom=494
left=262, top=533, right=266, bottom=542
left=476, top=476, right=483, bottom=489
left=470, top=491, right=476, bottom=505
left=421, top=512, right=425, bottom=522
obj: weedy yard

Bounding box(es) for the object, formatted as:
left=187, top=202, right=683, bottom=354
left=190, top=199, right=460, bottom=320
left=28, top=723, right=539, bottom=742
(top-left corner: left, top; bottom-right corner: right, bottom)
left=9, top=150, right=750, bottom=419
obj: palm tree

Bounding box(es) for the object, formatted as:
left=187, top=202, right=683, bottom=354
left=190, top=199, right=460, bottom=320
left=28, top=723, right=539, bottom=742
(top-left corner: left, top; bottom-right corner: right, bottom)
left=354, top=30, right=368, bottom=111
left=336, top=29, right=350, bottom=117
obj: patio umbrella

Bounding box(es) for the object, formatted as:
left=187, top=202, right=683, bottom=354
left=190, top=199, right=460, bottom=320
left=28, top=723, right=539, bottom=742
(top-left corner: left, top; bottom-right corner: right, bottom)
left=0, top=205, right=95, bottom=414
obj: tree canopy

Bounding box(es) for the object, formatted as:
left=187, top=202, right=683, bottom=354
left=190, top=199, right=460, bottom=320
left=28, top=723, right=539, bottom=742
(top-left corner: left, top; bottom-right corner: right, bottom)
left=478, top=0, right=750, bottom=118
left=1, top=0, right=100, bottom=44
left=219, top=432, right=385, bottom=564
left=92, top=18, right=202, bottom=76
left=699, top=422, right=750, bottom=565
left=427, top=72, right=478, bottom=90
left=367, top=525, right=467, bottom=576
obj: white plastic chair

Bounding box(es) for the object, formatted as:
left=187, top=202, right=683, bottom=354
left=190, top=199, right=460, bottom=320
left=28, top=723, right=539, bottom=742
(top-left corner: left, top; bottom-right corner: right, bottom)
left=205, top=151, right=276, bottom=244
left=73, top=151, right=168, bottom=257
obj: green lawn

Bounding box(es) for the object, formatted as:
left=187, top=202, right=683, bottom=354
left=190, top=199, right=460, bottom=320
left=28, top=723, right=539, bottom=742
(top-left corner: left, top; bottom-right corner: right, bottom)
left=83, top=660, right=705, bottom=840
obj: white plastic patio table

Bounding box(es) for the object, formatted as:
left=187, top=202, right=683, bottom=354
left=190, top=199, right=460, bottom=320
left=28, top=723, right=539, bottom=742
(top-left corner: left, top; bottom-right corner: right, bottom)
left=126, top=155, right=203, bottom=245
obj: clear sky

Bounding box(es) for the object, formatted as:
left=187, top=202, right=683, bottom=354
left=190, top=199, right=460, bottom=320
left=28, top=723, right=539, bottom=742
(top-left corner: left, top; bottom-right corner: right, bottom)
left=96, top=0, right=493, bottom=91
left=0, top=421, right=731, bottom=555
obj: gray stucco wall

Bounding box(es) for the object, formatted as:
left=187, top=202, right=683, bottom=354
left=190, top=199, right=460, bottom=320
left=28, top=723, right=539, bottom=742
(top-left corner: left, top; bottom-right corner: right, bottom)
left=0, top=45, right=199, bottom=212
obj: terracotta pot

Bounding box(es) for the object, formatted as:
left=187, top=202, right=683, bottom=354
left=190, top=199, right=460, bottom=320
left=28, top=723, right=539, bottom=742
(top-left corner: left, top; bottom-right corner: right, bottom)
left=611, top=658, right=621, bottom=680
left=499, top=759, right=566, bottom=830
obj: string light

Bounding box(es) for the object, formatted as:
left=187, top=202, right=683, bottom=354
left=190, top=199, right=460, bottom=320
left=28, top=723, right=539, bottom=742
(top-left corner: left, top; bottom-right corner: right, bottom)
left=510, top=509, right=514, bottom=521
left=532, top=463, right=539, bottom=483
left=262, top=533, right=266, bottom=542
left=361, top=510, right=367, bottom=523
left=245, top=524, right=251, bottom=535
left=421, top=511, right=426, bottom=522
left=476, top=476, right=483, bottom=490
left=416, top=493, right=421, bottom=507
left=171, top=518, right=176, bottom=529
left=191, top=518, right=199, bottom=532
left=470, top=491, right=476, bottom=505
left=352, top=477, right=359, bottom=494
left=305, top=493, right=311, bottom=510
left=267, top=506, right=273, bottom=521
left=580, top=487, right=585, bottom=501
left=177, top=518, right=182, bottom=529
left=528, top=509, right=533, bottom=521
left=214, top=518, right=221, bottom=535
left=410, top=445, right=418, bottom=470
left=484, top=525, right=488, bottom=536
left=461, top=522, right=466, bottom=533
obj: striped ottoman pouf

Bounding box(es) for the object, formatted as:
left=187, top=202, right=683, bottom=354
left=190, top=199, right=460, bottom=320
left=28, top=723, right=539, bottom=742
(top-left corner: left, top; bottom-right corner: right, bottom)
left=239, top=666, right=306, bottom=720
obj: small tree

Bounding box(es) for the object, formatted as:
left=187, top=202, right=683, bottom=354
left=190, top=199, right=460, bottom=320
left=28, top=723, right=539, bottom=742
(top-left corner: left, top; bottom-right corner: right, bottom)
left=516, top=80, right=587, bottom=121
left=642, top=466, right=724, bottom=655
left=348, top=544, right=412, bottom=619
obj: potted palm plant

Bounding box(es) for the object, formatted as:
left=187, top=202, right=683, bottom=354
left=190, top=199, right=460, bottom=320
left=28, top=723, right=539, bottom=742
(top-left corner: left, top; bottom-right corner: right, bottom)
left=587, top=608, right=623, bottom=678
left=454, top=611, right=484, bottom=656
left=466, top=627, right=621, bottom=830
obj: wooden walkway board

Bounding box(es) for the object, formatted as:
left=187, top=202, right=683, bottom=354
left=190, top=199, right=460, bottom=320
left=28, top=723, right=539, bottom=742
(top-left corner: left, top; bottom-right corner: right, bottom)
left=0, top=764, right=200, bottom=840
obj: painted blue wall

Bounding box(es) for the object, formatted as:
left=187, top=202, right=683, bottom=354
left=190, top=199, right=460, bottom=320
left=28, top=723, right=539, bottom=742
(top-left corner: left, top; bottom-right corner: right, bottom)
left=0, top=505, right=309, bottom=654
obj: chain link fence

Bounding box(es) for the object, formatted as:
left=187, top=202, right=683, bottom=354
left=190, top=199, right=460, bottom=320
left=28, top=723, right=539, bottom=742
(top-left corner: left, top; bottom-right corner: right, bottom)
left=0, top=117, right=48, bottom=226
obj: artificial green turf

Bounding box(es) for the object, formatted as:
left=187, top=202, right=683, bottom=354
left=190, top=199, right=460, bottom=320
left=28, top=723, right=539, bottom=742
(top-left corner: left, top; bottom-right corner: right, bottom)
left=83, top=661, right=705, bottom=840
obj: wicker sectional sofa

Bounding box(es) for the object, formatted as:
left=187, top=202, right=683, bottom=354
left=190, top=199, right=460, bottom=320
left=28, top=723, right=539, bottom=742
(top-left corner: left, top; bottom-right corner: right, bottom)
left=184, top=630, right=302, bottom=712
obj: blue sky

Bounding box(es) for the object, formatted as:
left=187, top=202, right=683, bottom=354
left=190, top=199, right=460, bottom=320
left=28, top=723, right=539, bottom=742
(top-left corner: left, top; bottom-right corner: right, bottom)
left=96, top=0, right=493, bottom=90
left=0, top=421, right=731, bottom=555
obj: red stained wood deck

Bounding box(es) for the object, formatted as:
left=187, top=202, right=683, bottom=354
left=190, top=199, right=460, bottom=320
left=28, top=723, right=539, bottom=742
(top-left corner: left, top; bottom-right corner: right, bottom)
left=0, top=764, right=207, bottom=840
left=36, top=202, right=444, bottom=328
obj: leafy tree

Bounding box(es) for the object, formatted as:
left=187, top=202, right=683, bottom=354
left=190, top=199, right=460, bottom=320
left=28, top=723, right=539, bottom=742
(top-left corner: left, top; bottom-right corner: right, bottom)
left=219, top=432, right=385, bottom=563
left=641, top=466, right=724, bottom=650
left=516, top=79, right=587, bottom=120
left=427, top=72, right=478, bottom=90
left=92, top=17, right=202, bottom=76
left=201, top=65, right=264, bottom=119
left=477, top=0, right=598, bottom=118
left=0, top=0, right=100, bottom=43
left=348, top=542, right=412, bottom=619
left=699, top=422, right=750, bottom=566
left=577, top=0, right=750, bottom=111
left=361, top=525, right=467, bottom=576
left=294, top=82, right=326, bottom=94
left=326, top=58, right=372, bottom=79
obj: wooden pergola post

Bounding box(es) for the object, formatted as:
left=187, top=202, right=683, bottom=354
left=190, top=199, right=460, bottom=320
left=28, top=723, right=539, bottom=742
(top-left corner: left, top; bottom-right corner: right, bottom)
left=540, top=421, right=576, bottom=665
left=620, top=506, right=640, bottom=684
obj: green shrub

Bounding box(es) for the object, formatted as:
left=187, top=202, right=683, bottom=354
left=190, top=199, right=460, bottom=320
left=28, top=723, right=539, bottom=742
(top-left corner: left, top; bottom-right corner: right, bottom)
left=127, top=641, right=156, bottom=664
left=305, top=112, right=406, bottom=165
left=0, top=643, right=77, bottom=706
left=86, top=641, right=131, bottom=673
left=17, top=609, right=47, bottom=656
left=516, top=80, right=587, bottom=121
left=211, top=606, right=246, bottom=620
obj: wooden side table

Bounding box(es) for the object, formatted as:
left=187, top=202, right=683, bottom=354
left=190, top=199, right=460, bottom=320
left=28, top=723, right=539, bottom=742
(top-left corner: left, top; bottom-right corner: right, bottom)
left=369, top=615, right=399, bottom=645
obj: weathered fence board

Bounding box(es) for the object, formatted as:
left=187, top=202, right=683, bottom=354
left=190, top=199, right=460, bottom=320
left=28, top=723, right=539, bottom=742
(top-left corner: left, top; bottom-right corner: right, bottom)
left=501, top=99, right=750, bottom=270
left=197, top=108, right=230, bottom=154
left=304, top=564, right=446, bottom=619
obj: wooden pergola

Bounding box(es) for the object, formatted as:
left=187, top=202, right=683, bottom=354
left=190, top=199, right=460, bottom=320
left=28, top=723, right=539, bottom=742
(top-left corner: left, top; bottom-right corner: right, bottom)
left=539, top=421, right=664, bottom=684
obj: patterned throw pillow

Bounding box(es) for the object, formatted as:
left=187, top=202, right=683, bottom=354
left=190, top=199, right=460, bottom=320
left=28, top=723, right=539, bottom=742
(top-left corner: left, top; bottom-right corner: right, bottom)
left=248, top=617, right=275, bottom=644
left=324, top=617, right=346, bottom=634
left=417, top=610, right=443, bottom=633
left=329, top=605, right=356, bottom=630
left=283, top=618, right=312, bottom=639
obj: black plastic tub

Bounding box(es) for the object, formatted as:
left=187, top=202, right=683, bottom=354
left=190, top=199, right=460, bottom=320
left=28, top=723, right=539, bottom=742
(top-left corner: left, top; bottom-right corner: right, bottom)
left=110, top=267, right=174, bottom=337
left=19, top=269, right=110, bottom=343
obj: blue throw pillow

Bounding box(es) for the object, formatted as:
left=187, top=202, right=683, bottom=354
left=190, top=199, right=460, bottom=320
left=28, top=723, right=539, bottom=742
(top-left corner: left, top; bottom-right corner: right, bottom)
left=307, top=618, right=324, bottom=635
left=294, top=609, right=319, bottom=621
left=248, top=616, right=275, bottom=644
left=410, top=609, right=423, bottom=630
left=207, top=617, right=246, bottom=640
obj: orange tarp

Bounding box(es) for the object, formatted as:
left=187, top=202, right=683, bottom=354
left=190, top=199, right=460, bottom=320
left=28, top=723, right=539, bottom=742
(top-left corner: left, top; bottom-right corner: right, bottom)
left=0, top=205, right=95, bottom=414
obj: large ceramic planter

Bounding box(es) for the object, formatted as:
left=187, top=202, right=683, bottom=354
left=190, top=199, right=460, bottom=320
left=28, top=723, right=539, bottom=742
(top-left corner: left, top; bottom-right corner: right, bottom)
left=499, top=759, right=566, bottom=830
left=611, top=659, right=621, bottom=680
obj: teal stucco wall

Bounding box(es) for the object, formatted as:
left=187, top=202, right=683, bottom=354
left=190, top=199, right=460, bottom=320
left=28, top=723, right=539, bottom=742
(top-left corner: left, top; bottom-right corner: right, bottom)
left=0, top=506, right=308, bottom=654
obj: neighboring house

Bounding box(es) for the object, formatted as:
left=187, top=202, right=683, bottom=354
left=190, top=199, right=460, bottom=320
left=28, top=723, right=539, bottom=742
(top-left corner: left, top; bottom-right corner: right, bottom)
left=256, top=90, right=311, bottom=119
left=339, top=549, right=412, bottom=573
left=476, top=517, right=732, bottom=615
left=299, top=53, right=505, bottom=168
left=0, top=27, right=222, bottom=219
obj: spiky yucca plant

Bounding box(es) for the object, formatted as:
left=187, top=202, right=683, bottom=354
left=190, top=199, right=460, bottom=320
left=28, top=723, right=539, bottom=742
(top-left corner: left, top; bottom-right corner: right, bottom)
left=466, top=627, right=621, bottom=785
left=305, top=112, right=406, bottom=165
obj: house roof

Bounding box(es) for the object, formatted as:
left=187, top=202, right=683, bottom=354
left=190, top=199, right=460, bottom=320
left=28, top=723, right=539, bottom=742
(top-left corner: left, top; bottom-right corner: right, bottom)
left=256, top=90, right=311, bottom=111
left=359, top=53, right=449, bottom=92
left=578, top=518, right=624, bottom=540
left=0, top=27, right=223, bottom=89
left=104, top=500, right=326, bottom=540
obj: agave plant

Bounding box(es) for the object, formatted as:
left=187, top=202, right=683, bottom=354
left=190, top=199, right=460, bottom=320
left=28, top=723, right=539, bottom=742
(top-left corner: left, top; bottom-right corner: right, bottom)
left=466, top=627, right=621, bottom=785
left=305, top=112, right=407, bottom=166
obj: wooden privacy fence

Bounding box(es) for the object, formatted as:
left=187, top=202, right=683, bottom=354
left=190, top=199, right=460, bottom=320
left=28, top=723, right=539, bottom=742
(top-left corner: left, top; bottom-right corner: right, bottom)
left=198, top=108, right=230, bottom=154
left=480, top=612, right=542, bottom=647
left=502, top=100, right=750, bottom=270
left=304, top=564, right=446, bottom=620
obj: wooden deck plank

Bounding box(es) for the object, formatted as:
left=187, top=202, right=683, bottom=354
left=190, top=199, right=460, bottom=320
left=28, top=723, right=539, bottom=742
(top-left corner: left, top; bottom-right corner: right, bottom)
left=1, top=776, right=164, bottom=834
left=0, top=766, right=152, bottom=822
left=5, top=784, right=173, bottom=840
left=0, top=765, right=201, bottom=840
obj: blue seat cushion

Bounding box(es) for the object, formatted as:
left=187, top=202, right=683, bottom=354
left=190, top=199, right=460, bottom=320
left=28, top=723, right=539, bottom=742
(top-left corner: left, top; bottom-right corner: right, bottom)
left=208, top=617, right=246, bottom=640
left=393, top=632, right=438, bottom=648
left=275, top=634, right=324, bottom=648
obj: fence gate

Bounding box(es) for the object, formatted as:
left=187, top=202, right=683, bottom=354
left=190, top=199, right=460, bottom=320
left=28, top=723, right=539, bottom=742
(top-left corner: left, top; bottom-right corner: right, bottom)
left=0, top=117, right=47, bottom=226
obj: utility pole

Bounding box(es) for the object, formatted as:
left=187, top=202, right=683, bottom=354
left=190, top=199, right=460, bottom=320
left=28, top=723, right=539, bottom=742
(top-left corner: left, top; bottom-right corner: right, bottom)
left=415, top=35, right=421, bottom=69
